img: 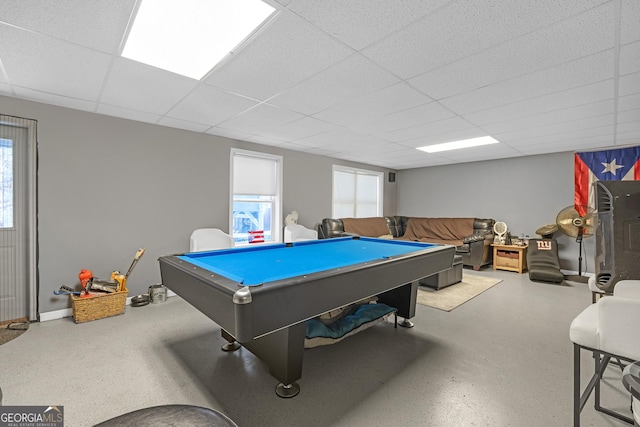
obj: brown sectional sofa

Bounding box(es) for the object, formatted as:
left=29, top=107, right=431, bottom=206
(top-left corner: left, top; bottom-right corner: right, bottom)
left=320, top=216, right=495, bottom=270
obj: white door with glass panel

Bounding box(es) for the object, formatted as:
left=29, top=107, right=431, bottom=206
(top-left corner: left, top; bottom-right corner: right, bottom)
left=0, top=125, right=28, bottom=323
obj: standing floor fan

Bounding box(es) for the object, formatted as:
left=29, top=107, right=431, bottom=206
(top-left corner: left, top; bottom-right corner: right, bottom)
left=556, top=205, right=596, bottom=283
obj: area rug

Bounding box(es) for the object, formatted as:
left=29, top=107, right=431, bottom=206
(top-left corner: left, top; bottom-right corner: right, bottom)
left=0, top=322, right=29, bottom=347
left=417, top=273, right=502, bottom=312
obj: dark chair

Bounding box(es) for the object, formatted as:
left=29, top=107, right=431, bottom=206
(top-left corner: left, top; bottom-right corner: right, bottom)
left=527, top=238, right=564, bottom=283
left=95, top=405, right=238, bottom=427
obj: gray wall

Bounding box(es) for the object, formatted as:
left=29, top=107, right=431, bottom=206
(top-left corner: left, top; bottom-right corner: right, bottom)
left=1, top=95, right=396, bottom=313
left=398, top=153, right=595, bottom=273
left=4, top=93, right=593, bottom=316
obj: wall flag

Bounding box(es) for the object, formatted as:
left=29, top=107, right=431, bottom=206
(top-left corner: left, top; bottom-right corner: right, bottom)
left=574, top=146, right=640, bottom=214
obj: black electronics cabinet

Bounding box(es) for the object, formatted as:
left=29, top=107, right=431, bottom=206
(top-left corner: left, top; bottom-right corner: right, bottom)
left=594, top=180, right=640, bottom=292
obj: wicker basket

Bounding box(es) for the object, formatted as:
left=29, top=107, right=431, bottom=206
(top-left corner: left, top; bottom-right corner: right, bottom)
left=71, top=289, right=128, bottom=323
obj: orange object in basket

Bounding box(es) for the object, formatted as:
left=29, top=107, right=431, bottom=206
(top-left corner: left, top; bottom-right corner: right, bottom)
left=78, top=269, right=93, bottom=288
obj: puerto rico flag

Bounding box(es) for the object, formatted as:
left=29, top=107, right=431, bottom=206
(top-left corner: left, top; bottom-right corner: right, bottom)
left=575, top=146, right=640, bottom=214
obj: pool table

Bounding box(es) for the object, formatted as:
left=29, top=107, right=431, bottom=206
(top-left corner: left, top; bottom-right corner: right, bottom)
left=158, top=236, right=455, bottom=397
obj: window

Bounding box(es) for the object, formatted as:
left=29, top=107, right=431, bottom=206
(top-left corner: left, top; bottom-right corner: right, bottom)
left=332, top=166, right=383, bottom=218
left=0, top=138, right=13, bottom=228
left=230, top=149, right=282, bottom=245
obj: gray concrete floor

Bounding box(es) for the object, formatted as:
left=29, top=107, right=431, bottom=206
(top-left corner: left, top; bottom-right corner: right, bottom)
left=0, top=269, right=633, bottom=426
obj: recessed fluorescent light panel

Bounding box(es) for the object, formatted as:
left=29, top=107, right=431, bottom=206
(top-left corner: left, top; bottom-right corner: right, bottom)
left=122, top=0, right=275, bottom=80
left=416, top=136, right=499, bottom=153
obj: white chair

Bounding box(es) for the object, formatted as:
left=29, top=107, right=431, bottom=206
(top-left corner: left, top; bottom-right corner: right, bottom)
left=190, top=228, right=234, bottom=252
left=284, top=224, right=318, bottom=243
left=570, top=280, right=640, bottom=426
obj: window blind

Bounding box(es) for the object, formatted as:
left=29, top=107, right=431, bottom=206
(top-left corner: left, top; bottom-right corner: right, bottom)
left=233, top=154, right=277, bottom=195
left=332, top=167, right=382, bottom=218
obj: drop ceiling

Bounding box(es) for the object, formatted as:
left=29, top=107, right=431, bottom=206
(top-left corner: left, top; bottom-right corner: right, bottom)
left=0, top=0, right=638, bottom=170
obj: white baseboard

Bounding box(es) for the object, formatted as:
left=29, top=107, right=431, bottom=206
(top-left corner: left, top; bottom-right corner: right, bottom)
left=39, top=308, right=73, bottom=322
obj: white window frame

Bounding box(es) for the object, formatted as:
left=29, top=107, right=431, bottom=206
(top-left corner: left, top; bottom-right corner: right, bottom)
left=230, top=148, right=283, bottom=245
left=332, top=165, right=384, bottom=218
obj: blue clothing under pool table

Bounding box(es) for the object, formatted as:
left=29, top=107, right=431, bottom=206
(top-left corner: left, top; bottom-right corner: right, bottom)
left=159, top=236, right=455, bottom=397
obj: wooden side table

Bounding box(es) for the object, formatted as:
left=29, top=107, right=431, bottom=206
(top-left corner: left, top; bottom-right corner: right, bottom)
left=492, top=244, right=528, bottom=273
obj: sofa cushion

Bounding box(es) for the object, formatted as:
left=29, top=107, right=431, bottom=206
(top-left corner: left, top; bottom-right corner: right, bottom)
left=341, top=217, right=391, bottom=237
left=401, top=217, right=474, bottom=245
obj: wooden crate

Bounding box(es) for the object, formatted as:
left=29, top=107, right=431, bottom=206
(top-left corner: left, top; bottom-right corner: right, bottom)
left=71, top=289, right=128, bottom=323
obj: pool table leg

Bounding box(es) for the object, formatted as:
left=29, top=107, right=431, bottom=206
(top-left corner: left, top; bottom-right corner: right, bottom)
left=378, top=280, right=418, bottom=328
left=221, top=329, right=241, bottom=352
left=241, top=322, right=306, bottom=398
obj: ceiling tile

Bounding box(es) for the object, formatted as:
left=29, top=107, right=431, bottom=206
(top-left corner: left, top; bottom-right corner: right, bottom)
left=96, top=104, right=161, bottom=124
left=617, top=120, right=640, bottom=133
left=204, top=11, right=352, bottom=101
left=618, top=92, right=640, bottom=111
left=217, top=103, right=304, bottom=134
left=440, top=50, right=614, bottom=114
left=482, top=99, right=614, bottom=134
left=293, top=129, right=382, bottom=149
left=357, top=143, right=407, bottom=154
left=465, top=80, right=614, bottom=126
left=302, top=146, right=340, bottom=157
left=348, top=102, right=455, bottom=135
left=287, top=0, right=449, bottom=50
left=381, top=151, right=455, bottom=168
left=362, top=0, right=610, bottom=79
left=156, top=117, right=212, bottom=133
left=0, top=24, right=111, bottom=100
left=496, top=116, right=613, bottom=142
left=276, top=141, right=316, bottom=151
left=100, top=58, right=199, bottom=115
left=435, top=143, right=523, bottom=162
left=313, top=83, right=433, bottom=126
left=12, top=87, right=97, bottom=112
left=620, top=109, right=640, bottom=126
left=619, top=71, right=640, bottom=96
left=380, top=116, right=478, bottom=144
left=617, top=131, right=640, bottom=143
left=620, top=40, right=640, bottom=75
left=165, top=85, right=258, bottom=127
left=0, top=0, right=136, bottom=53
left=268, top=54, right=400, bottom=115
left=517, top=138, right=609, bottom=155
left=246, top=135, right=290, bottom=147
left=205, top=127, right=253, bottom=141
left=260, top=116, right=338, bottom=142
left=621, top=0, right=640, bottom=43
left=409, top=3, right=614, bottom=99
left=506, top=126, right=614, bottom=148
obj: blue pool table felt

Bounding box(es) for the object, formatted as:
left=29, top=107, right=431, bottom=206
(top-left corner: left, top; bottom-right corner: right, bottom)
left=179, top=237, right=437, bottom=286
